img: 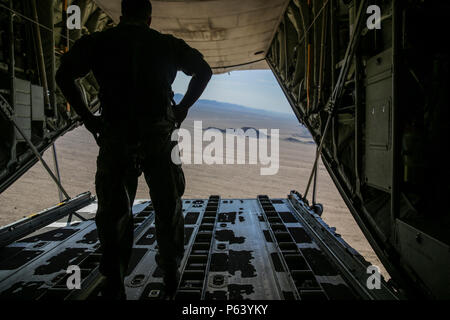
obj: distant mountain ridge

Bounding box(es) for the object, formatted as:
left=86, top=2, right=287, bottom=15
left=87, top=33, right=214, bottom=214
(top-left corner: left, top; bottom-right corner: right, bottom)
left=173, top=93, right=293, bottom=119
left=284, top=137, right=315, bottom=144
left=203, top=126, right=271, bottom=138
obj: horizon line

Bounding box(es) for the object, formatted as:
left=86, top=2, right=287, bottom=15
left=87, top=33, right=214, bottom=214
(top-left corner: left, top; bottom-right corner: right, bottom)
left=173, top=92, right=293, bottom=116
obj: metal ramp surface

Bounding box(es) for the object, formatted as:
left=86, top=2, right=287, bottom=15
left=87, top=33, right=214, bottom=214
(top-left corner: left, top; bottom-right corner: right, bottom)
left=0, top=193, right=397, bottom=300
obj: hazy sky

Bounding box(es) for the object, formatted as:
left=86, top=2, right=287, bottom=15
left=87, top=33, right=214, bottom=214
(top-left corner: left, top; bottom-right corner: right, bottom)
left=172, top=69, right=293, bottom=114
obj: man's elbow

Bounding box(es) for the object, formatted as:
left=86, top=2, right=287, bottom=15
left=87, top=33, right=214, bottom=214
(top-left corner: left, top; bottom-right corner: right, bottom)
left=206, top=65, right=213, bottom=81
left=55, top=66, right=77, bottom=94
left=55, top=67, right=67, bottom=89
left=199, top=61, right=213, bottom=83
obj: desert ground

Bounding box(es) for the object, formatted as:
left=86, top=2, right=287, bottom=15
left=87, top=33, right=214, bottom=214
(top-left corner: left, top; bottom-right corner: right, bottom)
left=0, top=103, right=388, bottom=278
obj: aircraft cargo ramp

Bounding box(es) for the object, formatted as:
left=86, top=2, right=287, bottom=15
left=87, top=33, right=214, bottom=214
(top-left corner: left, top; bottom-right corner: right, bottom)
left=0, top=192, right=397, bottom=300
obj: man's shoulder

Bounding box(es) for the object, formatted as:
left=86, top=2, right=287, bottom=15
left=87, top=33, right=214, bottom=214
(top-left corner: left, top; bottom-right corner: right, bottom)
left=90, top=26, right=121, bottom=40
left=72, top=30, right=104, bottom=45
left=151, top=29, right=188, bottom=47
left=84, top=25, right=130, bottom=40
left=75, top=27, right=186, bottom=46
left=73, top=25, right=138, bottom=48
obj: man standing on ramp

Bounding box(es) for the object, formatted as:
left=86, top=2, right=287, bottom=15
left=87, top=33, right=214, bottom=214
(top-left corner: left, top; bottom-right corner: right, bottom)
left=56, top=0, right=212, bottom=299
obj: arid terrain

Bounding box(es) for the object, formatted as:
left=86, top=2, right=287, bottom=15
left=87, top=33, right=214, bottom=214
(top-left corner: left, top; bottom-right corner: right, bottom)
left=0, top=100, right=388, bottom=278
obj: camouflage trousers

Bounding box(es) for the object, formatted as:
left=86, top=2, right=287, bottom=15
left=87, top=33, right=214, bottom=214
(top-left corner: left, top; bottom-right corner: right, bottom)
left=94, top=131, right=185, bottom=292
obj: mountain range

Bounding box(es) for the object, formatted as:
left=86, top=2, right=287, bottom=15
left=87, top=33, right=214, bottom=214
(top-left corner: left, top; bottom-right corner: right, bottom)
left=173, top=93, right=294, bottom=120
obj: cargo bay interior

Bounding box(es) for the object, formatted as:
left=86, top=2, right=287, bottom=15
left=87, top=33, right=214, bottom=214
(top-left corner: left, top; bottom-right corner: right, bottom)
left=0, top=0, right=449, bottom=300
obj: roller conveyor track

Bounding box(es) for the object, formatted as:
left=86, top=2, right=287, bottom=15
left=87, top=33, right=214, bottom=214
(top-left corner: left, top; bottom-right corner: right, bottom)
left=0, top=193, right=397, bottom=300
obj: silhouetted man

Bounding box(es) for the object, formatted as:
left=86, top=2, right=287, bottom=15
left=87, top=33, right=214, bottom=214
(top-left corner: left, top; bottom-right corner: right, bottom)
left=56, top=0, right=212, bottom=299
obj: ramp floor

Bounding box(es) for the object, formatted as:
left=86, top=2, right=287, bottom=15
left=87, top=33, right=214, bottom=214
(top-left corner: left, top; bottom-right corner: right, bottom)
left=0, top=194, right=395, bottom=300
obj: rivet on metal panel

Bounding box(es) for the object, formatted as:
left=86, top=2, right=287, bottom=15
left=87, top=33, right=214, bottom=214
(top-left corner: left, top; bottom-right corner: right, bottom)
left=213, top=275, right=224, bottom=286
left=148, top=289, right=160, bottom=298
left=415, top=233, right=422, bottom=244
left=130, top=274, right=146, bottom=286
left=209, top=274, right=227, bottom=288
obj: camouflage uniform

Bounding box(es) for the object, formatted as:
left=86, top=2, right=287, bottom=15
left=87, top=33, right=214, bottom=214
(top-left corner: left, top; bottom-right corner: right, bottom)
left=59, top=21, right=206, bottom=294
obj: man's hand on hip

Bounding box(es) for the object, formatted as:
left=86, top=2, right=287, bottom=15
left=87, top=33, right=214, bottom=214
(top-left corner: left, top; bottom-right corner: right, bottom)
left=84, top=115, right=103, bottom=144
left=173, top=104, right=189, bottom=127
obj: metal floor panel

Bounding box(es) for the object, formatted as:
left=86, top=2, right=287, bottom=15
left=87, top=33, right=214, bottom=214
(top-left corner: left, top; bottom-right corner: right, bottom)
left=0, top=194, right=397, bottom=300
